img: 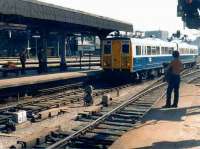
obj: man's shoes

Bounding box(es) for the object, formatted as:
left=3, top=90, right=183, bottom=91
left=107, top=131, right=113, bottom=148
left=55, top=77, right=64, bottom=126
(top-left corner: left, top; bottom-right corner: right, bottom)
left=171, top=104, right=178, bottom=108
left=162, top=105, right=171, bottom=108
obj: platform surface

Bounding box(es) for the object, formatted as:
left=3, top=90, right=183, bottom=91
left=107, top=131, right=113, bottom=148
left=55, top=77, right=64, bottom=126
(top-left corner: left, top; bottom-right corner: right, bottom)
left=111, top=83, right=200, bottom=149
left=0, top=69, right=101, bottom=89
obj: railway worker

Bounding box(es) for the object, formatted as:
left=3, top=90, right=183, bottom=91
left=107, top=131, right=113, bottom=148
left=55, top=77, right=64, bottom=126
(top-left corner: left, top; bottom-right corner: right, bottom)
left=83, top=85, right=94, bottom=106
left=41, top=48, right=48, bottom=73
left=163, top=51, right=183, bottom=108
left=19, top=48, right=27, bottom=75
left=38, top=48, right=47, bottom=73
left=38, top=49, right=43, bottom=73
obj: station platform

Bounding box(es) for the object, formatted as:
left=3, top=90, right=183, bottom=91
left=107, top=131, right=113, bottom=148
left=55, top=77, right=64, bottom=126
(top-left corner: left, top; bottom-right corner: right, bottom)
left=111, top=83, right=200, bottom=149
left=0, top=69, right=101, bottom=90
left=0, top=57, right=100, bottom=79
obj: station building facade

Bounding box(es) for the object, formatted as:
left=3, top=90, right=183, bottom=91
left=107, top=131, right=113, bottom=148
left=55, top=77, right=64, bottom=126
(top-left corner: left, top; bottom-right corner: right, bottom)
left=145, top=30, right=169, bottom=41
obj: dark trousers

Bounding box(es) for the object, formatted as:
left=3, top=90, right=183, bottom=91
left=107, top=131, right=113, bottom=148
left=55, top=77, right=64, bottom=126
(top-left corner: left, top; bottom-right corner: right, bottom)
left=166, top=74, right=180, bottom=106
left=38, top=62, right=47, bottom=74
left=20, top=60, right=26, bottom=74
left=38, top=62, right=42, bottom=74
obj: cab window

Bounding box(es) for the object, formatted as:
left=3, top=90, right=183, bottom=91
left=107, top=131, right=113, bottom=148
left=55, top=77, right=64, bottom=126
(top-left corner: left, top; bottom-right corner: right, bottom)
left=136, top=45, right=142, bottom=55
left=122, top=44, right=129, bottom=53
left=104, top=45, right=111, bottom=54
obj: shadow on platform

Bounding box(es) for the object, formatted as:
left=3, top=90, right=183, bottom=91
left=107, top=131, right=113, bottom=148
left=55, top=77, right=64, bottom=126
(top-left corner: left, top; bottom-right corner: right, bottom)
left=133, top=139, right=200, bottom=149
left=143, top=105, right=200, bottom=122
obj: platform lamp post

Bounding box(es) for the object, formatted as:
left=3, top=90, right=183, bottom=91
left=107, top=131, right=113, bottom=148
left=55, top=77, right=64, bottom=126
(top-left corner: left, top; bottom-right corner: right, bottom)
left=32, top=35, right=40, bottom=59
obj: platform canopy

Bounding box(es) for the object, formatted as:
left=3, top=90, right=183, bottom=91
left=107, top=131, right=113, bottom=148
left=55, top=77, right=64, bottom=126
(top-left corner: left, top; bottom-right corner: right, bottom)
left=0, top=0, right=133, bottom=36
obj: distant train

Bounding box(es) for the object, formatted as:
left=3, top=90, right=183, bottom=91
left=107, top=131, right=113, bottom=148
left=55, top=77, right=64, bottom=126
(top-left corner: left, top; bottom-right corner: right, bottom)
left=101, top=37, right=198, bottom=78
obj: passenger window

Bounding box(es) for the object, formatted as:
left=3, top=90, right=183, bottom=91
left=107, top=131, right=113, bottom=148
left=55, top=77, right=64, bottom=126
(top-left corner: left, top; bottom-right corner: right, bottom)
left=142, top=46, right=146, bottom=55
left=187, top=49, right=190, bottom=54
left=191, top=49, right=194, bottom=54
left=156, top=47, right=160, bottom=55
left=184, top=48, right=186, bottom=54
left=122, top=44, right=129, bottom=53
left=104, top=45, right=111, bottom=54
left=165, top=47, right=169, bottom=54
left=161, top=47, right=165, bottom=54
left=136, top=46, right=142, bottom=55
left=152, top=47, right=156, bottom=55
left=169, top=47, right=173, bottom=54
left=147, top=46, right=151, bottom=55
left=180, top=48, right=183, bottom=54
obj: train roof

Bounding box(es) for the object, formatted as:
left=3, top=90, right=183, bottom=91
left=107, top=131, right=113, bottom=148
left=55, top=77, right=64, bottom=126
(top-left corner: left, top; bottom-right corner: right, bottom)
left=131, top=38, right=175, bottom=47
left=171, top=40, right=198, bottom=49
left=104, top=37, right=130, bottom=40
left=104, top=37, right=198, bottom=50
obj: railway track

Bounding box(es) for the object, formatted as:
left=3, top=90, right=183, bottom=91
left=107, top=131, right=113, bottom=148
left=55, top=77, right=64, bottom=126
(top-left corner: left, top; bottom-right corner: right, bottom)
left=185, top=70, right=200, bottom=85
left=6, top=68, right=200, bottom=148
left=41, top=81, right=165, bottom=149
left=30, top=68, right=199, bottom=149
left=0, top=78, right=139, bottom=130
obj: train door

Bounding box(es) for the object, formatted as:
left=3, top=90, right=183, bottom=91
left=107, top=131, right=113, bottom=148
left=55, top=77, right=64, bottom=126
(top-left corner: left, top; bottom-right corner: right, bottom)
left=112, top=40, right=122, bottom=69
left=102, top=40, right=112, bottom=69
left=121, top=40, right=131, bottom=70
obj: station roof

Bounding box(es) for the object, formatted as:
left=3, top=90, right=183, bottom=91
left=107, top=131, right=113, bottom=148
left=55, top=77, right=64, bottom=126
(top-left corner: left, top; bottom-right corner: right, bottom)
left=0, top=0, right=133, bottom=33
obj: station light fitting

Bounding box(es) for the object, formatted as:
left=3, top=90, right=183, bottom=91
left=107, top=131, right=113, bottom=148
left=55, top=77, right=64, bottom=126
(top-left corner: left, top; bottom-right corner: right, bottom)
left=9, top=30, right=12, bottom=38
left=32, top=35, right=41, bottom=38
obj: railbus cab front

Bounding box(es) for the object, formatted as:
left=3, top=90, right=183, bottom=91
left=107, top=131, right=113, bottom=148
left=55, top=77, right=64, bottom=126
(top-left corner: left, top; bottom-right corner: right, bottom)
left=102, top=38, right=132, bottom=72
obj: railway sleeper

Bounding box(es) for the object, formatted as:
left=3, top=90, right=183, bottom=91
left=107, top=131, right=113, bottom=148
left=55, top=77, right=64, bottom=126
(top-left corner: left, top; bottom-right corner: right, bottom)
left=76, top=114, right=100, bottom=121
left=117, top=109, right=145, bottom=115
left=75, top=117, right=93, bottom=122
left=50, top=131, right=70, bottom=138
left=74, top=132, right=118, bottom=144
left=68, top=140, right=107, bottom=149
left=37, top=107, right=68, bottom=120
left=71, top=137, right=113, bottom=147
left=90, top=128, right=125, bottom=136
left=135, top=101, right=156, bottom=106
left=112, top=113, right=142, bottom=120
left=123, top=106, right=149, bottom=111
left=45, top=135, right=63, bottom=144
left=118, top=111, right=145, bottom=117
left=105, top=117, right=136, bottom=125
left=136, top=99, right=156, bottom=104
left=103, top=121, right=135, bottom=127
left=125, top=106, right=151, bottom=111
left=132, top=103, right=154, bottom=107
left=140, top=95, right=157, bottom=99
left=97, top=124, right=130, bottom=131
left=33, top=143, right=49, bottom=149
